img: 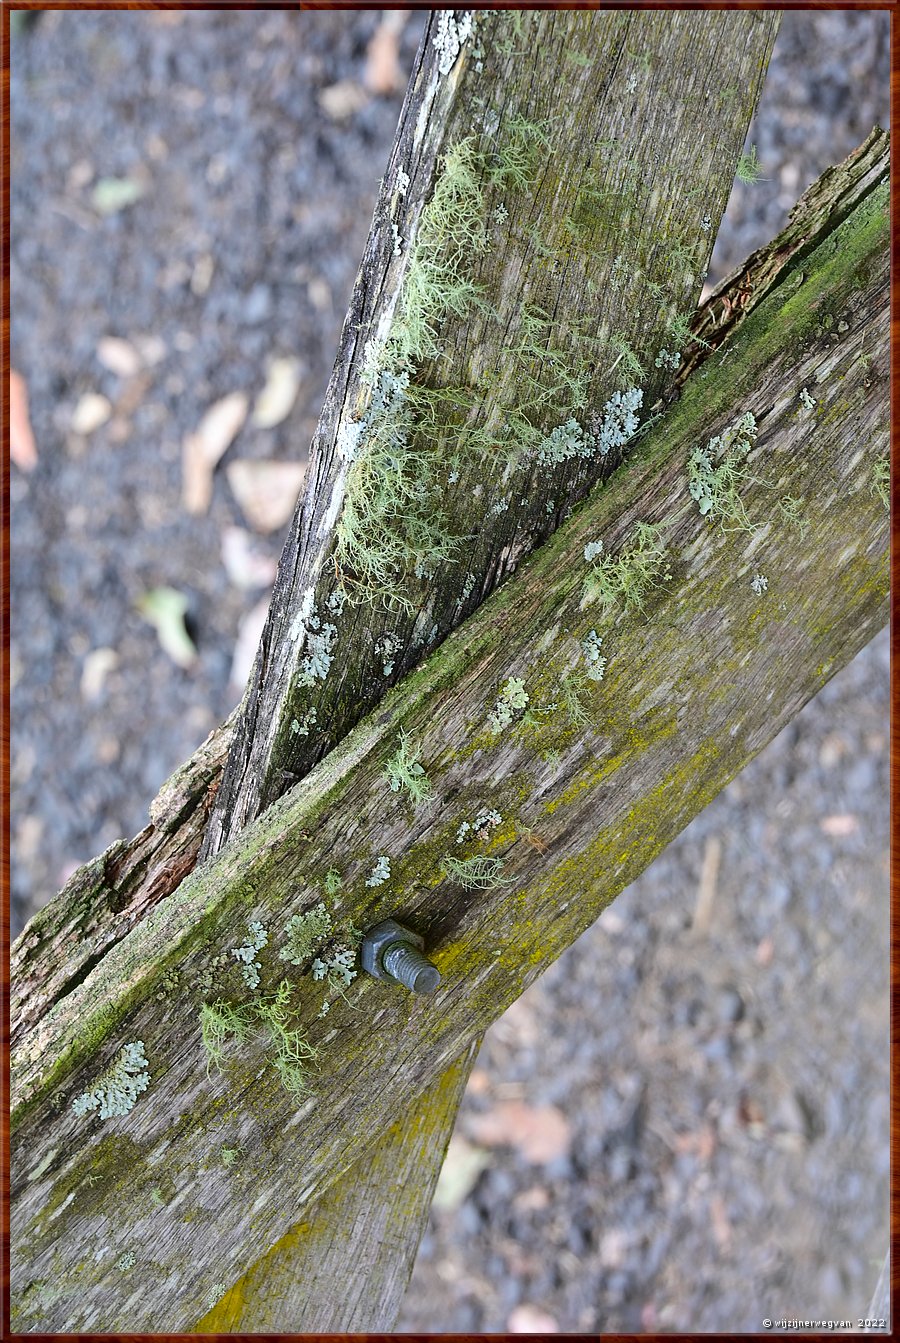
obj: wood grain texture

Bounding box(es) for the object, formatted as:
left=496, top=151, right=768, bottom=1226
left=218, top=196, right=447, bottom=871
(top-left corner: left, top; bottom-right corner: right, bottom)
left=203, top=7, right=780, bottom=857
left=10, top=147, right=888, bottom=1330
left=191, top=1040, right=479, bottom=1334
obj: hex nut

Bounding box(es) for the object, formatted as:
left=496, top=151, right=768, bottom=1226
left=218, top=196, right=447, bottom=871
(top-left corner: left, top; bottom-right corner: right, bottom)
left=361, top=918, right=424, bottom=982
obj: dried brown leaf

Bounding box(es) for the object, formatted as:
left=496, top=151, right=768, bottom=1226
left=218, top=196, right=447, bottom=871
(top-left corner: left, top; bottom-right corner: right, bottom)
left=230, top=596, right=271, bottom=690
left=466, top=1101, right=571, bottom=1165
left=508, top=1304, right=560, bottom=1333
left=820, top=813, right=859, bottom=837
left=97, top=336, right=141, bottom=378
left=10, top=370, right=38, bottom=471
left=252, top=357, right=301, bottom=429
left=182, top=391, right=249, bottom=515
left=71, top=392, right=111, bottom=436
left=226, top=459, right=306, bottom=533
left=317, top=80, right=369, bottom=122
left=364, top=12, right=407, bottom=95
left=221, top=526, right=278, bottom=590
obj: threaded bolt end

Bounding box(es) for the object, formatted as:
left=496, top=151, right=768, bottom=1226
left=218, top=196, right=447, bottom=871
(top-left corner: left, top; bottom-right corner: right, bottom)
left=382, top=942, right=441, bottom=995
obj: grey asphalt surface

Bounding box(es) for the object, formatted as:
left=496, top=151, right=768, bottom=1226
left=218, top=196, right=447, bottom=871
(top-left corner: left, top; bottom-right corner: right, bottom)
left=10, top=9, right=889, bottom=1333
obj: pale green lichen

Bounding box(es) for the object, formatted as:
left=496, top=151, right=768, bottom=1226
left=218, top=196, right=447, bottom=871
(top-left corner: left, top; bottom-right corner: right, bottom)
left=870, top=455, right=889, bottom=509
left=323, top=868, right=342, bottom=896
left=366, top=855, right=392, bottom=887
left=654, top=348, right=681, bottom=371
left=231, top=920, right=268, bottom=991
left=488, top=676, right=529, bottom=733
left=736, top=143, right=763, bottom=184
left=536, top=387, right=643, bottom=467
left=456, top=808, right=502, bottom=844
left=200, top=982, right=316, bottom=1101
left=200, top=1000, right=253, bottom=1076
left=297, top=611, right=338, bottom=687
left=206, top=1282, right=227, bottom=1312
left=778, top=494, right=809, bottom=537
left=311, top=946, right=358, bottom=989
left=580, top=629, right=606, bottom=680
left=442, top=854, right=514, bottom=890
left=255, top=982, right=317, bottom=1100
left=484, top=112, right=553, bottom=191
left=384, top=730, right=432, bottom=804
left=336, top=369, right=460, bottom=611
left=375, top=633, right=402, bottom=676
left=280, top=903, right=332, bottom=967
left=72, top=1041, right=149, bottom=1121
left=290, top=708, right=317, bottom=737
left=687, top=411, right=759, bottom=531
left=583, top=521, right=670, bottom=615
left=558, top=671, right=591, bottom=728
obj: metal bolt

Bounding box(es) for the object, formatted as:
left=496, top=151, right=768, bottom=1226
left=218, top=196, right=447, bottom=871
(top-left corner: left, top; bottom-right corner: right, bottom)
left=360, top=918, right=441, bottom=995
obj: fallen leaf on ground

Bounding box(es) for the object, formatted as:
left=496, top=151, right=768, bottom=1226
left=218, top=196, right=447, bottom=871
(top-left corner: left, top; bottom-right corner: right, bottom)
left=467, top=1101, right=571, bottom=1165
left=67, top=160, right=95, bottom=192
left=10, top=370, right=38, bottom=471
left=508, top=1304, right=559, bottom=1333
left=709, top=1193, right=732, bottom=1251
left=230, top=596, right=271, bottom=690
left=512, top=1185, right=550, bottom=1213
left=432, top=1136, right=491, bottom=1213
left=820, top=813, right=858, bottom=837
left=191, top=253, right=215, bottom=296
left=134, top=333, right=167, bottom=367
left=182, top=391, right=249, bottom=515
left=226, top=459, right=306, bottom=533
left=81, top=648, right=119, bottom=702
left=364, top=12, right=408, bottom=94
left=252, top=357, right=302, bottom=429
left=136, top=587, right=196, bottom=669
left=17, top=815, right=43, bottom=862
left=71, top=392, right=111, bottom=435
left=317, top=80, right=369, bottom=122
left=755, top=936, right=774, bottom=966
left=97, top=336, right=141, bottom=378
left=221, top=526, right=278, bottom=590
left=91, top=176, right=146, bottom=214
left=465, top=1068, right=491, bottom=1096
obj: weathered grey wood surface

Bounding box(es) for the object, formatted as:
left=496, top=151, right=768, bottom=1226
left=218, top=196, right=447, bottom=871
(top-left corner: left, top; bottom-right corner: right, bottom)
left=203, top=6, right=780, bottom=856
left=10, top=136, right=888, bottom=1330
left=191, top=1041, right=479, bottom=1333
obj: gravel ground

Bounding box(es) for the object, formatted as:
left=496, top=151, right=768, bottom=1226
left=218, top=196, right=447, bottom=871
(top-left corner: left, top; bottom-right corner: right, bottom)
left=10, top=10, right=889, bottom=1334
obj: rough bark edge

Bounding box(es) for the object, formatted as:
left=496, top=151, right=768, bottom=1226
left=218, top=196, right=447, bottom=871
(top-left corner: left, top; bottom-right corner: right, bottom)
left=677, top=125, right=888, bottom=384
left=10, top=715, right=234, bottom=1053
